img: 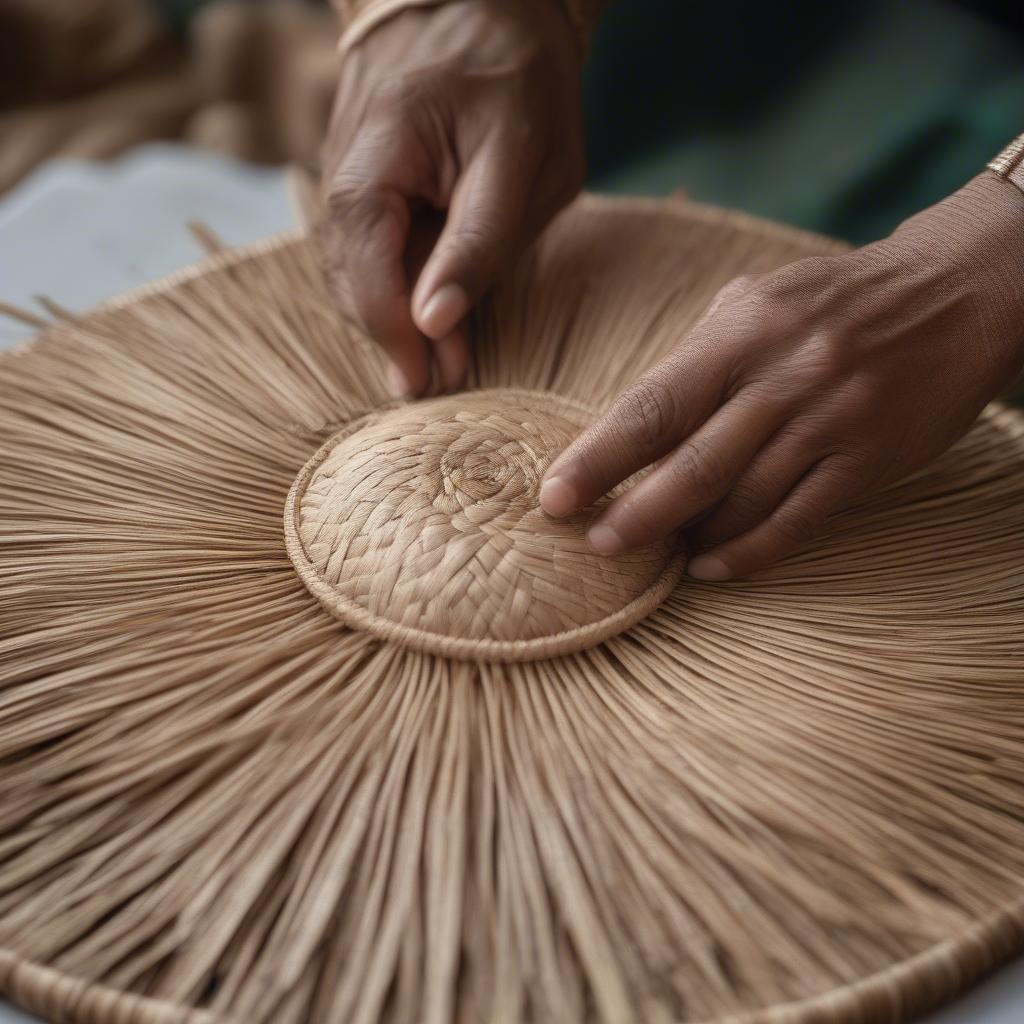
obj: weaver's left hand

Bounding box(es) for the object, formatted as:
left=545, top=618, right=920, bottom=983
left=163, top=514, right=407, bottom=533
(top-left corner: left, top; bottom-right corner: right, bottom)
left=540, top=173, right=1024, bottom=580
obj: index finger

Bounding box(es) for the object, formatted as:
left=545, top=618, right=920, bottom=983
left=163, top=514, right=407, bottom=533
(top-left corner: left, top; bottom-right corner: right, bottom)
left=322, top=129, right=430, bottom=397
left=586, top=397, right=782, bottom=555
left=539, top=352, right=723, bottom=518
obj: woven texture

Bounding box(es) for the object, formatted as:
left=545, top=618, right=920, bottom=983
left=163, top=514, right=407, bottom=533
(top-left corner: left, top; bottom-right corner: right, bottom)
left=1, top=195, right=1023, bottom=1024
left=285, top=389, right=682, bottom=659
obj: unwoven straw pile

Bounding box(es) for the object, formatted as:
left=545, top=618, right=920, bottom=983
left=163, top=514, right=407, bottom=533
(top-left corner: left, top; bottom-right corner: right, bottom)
left=1, top=195, right=1024, bottom=1024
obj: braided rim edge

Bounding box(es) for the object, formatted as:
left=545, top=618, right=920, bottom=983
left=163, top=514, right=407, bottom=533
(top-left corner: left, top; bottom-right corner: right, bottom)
left=3, top=899, right=1023, bottom=1024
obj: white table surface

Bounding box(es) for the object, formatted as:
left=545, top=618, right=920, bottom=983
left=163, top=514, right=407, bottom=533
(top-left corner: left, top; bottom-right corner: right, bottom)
left=0, top=143, right=1021, bottom=1023
left=0, top=143, right=294, bottom=350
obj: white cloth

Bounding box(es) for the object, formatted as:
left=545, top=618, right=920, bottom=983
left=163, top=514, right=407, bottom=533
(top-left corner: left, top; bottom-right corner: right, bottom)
left=0, top=142, right=292, bottom=350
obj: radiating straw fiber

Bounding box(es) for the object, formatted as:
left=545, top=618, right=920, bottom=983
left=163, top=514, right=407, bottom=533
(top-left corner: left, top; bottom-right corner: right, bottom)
left=1, top=194, right=1023, bottom=1024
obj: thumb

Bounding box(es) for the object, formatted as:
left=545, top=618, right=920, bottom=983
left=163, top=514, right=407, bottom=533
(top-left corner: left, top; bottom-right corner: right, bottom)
left=411, top=139, right=534, bottom=341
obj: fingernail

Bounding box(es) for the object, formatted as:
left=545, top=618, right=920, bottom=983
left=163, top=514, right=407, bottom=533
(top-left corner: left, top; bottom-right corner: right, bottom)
left=418, top=283, right=468, bottom=339
left=687, top=554, right=732, bottom=581
left=588, top=523, right=623, bottom=556
left=434, top=331, right=467, bottom=393
left=386, top=362, right=410, bottom=399
left=539, top=476, right=578, bottom=518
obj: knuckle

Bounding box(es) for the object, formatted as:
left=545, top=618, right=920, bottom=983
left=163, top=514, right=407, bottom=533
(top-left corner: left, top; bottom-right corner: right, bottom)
left=451, top=220, right=496, bottom=257
left=324, top=176, right=361, bottom=219
left=438, top=219, right=502, bottom=280
left=706, top=275, right=755, bottom=318
left=325, top=176, right=378, bottom=234
left=617, top=374, right=679, bottom=454
left=671, top=436, right=730, bottom=497
left=821, top=452, right=869, bottom=496
left=369, top=70, right=434, bottom=116
left=325, top=186, right=403, bottom=271
left=771, top=255, right=833, bottom=292
left=494, top=40, right=551, bottom=103
left=769, top=502, right=821, bottom=545
left=764, top=255, right=853, bottom=328
left=830, top=372, right=875, bottom=411
left=701, top=279, right=775, bottom=353
left=724, top=477, right=773, bottom=524
left=744, top=281, right=792, bottom=330
left=721, top=274, right=757, bottom=302
left=797, top=329, right=850, bottom=380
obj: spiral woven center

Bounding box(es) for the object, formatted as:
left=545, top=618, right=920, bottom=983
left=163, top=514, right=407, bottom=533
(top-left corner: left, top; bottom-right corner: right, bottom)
left=284, top=389, right=683, bottom=660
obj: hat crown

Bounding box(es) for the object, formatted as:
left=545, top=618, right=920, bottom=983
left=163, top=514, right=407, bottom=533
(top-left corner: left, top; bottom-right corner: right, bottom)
left=285, top=389, right=683, bottom=660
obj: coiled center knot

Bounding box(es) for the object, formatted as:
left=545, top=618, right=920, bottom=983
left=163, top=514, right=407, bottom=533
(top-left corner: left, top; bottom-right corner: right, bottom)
left=438, top=435, right=542, bottom=509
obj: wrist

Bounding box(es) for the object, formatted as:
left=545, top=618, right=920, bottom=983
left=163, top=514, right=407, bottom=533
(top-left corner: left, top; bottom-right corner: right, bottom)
left=893, top=173, right=1024, bottom=368
left=339, top=0, right=585, bottom=65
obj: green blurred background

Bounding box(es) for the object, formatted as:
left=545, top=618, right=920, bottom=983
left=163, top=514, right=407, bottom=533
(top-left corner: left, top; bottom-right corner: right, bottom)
left=146, top=0, right=1024, bottom=242
left=583, top=0, right=1024, bottom=242
left=8, top=0, right=1024, bottom=246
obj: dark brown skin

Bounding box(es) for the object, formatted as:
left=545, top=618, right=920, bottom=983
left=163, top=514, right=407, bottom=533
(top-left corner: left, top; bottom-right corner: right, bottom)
left=322, top=3, right=1024, bottom=581
left=542, top=175, right=1024, bottom=579
left=321, top=0, right=585, bottom=397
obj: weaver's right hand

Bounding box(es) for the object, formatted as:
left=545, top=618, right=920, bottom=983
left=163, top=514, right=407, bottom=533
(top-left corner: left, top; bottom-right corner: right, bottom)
left=320, top=0, right=586, bottom=397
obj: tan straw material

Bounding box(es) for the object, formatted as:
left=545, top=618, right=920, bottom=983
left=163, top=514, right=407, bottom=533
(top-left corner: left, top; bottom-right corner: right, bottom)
left=284, top=389, right=684, bottom=661
left=1, top=194, right=1024, bottom=1024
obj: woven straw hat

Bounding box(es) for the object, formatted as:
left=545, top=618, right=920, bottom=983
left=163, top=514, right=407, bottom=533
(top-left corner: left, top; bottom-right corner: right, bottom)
left=1, top=194, right=1023, bottom=1024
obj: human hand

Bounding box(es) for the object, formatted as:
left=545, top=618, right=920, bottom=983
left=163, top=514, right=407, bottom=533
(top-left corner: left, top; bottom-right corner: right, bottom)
left=540, top=174, right=1024, bottom=580
left=320, top=0, right=585, bottom=397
